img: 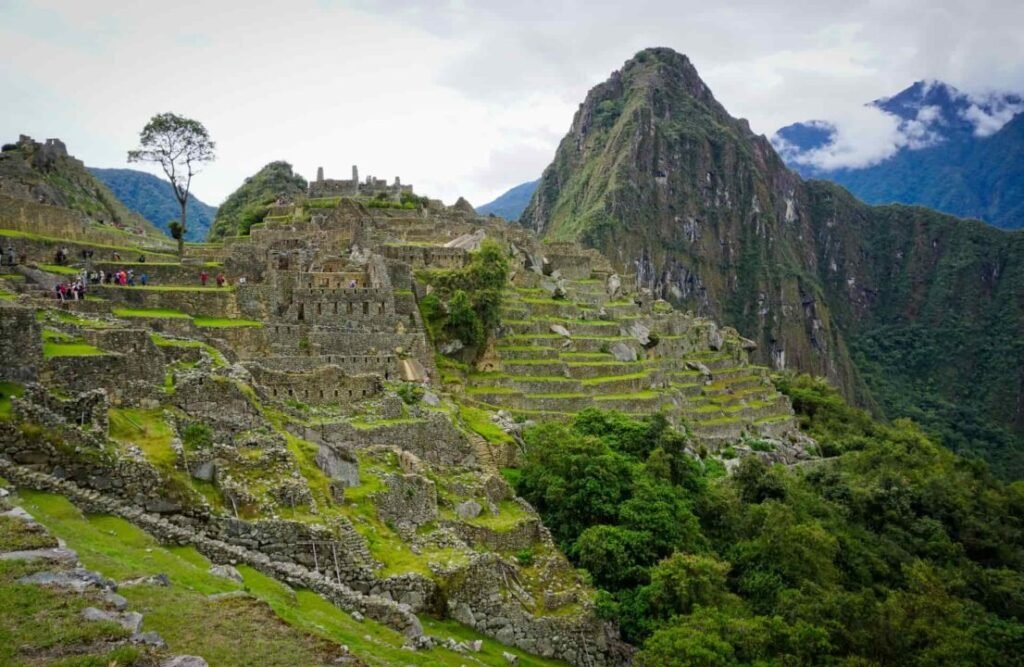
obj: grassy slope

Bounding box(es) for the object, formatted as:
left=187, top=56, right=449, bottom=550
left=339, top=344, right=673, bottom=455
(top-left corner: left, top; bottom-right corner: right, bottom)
left=13, top=490, right=566, bottom=667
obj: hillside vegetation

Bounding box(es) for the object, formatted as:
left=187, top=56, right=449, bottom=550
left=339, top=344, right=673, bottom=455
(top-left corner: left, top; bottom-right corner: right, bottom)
left=89, top=168, right=218, bottom=242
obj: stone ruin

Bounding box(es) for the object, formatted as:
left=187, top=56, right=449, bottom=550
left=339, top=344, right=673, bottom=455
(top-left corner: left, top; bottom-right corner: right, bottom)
left=308, top=164, right=414, bottom=200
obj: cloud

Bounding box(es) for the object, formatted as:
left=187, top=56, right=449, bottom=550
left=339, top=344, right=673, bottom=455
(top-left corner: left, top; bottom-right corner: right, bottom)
left=961, top=96, right=1024, bottom=136
left=2, top=0, right=1024, bottom=205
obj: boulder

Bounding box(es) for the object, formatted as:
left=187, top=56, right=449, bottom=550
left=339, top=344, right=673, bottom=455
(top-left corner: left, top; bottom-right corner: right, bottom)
left=708, top=324, right=724, bottom=350
left=609, top=341, right=637, bottom=362
left=208, top=564, right=244, bottom=583
left=191, top=461, right=216, bottom=483
left=161, top=658, right=209, bottom=667
left=624, top=321, right=651, bottom=346
left=315, top=445, right=360, bottom=488
left=606, top=273, right=622, bottom=298
left=686, top=360, right=712, bottom=377
left=550, top=324, right=571, bottom=338
left=503, top=651, right=519, bottom=665
left=455, top=500, right=483, bottom=520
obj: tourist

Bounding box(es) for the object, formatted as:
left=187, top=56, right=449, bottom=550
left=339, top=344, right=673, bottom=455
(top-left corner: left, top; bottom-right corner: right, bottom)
left=127, top=269, right=135, bottom=286
left=199, top=270, right=209, bottom=286
left=113, top=251, right=121, bottom=261
left=348, top=279, right=357, bottom=288
left=5, top=245, right=14, bottom=266
left=216, top=273, right=226, bottom=287
left=137, top=254, right=146, bottom=263
left=140, top=273, right=149, bottom=286
left=55, top=284, right=65, bottom=302
left=97, top=270, right=105, bottom=285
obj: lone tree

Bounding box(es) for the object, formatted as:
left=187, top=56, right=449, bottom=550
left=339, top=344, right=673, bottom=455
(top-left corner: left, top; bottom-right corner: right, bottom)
left=128, top=113, right=215, bottom=254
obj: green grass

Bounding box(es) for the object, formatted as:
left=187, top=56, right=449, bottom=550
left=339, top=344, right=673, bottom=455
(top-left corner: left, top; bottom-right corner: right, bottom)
left=459, top=405, right=515, bottom=444
left=108, top=408, right=176, bottom=468
left=37, top=263, right=81, bottom=275
left=0, top=287, right=16, bottom=301
left=593, top=390, right=661, bottom=400
left=192, top=317, right=263, bottom=328
left=42, top=341, right=106, bottom=358
left=0, top=228, right=177, bottom=260
left=113, top=307, right=191, bottom=319
left=0, top=381, right=24, bottom=420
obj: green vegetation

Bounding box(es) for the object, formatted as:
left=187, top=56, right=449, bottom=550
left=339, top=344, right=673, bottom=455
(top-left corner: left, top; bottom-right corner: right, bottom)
left=38, top=263, right=80, bottom=275
left=0, top=381, right=24, bottom=420
left=42, top=341, right=105, bottom=358
left=114, top=307, right=191, bottom=319
left=192, top=316, right=262, bottom=328
left=514, top=388, right=1024, bottom=665
left=109, top=408, right=176, bottom=468
left=417, top=240, right=509, bottom=354
left=208, top=161, right=307, bottom=239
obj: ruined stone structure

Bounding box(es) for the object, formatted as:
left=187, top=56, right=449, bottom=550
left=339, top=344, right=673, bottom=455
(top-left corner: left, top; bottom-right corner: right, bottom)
left=308, top=164, right=414, bottom=200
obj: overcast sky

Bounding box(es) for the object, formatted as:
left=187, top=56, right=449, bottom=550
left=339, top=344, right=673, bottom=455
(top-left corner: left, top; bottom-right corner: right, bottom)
left=2, top=0, right=1023, bottom=208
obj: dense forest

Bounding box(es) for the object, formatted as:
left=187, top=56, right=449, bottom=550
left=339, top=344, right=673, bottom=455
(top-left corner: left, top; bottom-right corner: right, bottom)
left=513, top=377, right=1024, bottom=665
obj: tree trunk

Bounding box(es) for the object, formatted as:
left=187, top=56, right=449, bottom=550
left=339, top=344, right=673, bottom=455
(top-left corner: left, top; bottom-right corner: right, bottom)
left=178, top=198, right=188, bottom=256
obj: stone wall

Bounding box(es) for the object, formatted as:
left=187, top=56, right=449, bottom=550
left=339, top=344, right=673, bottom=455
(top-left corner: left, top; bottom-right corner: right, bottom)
left=0, top=303, right=42, bottom=382
left=295, top=413, right=476, bottom=467
left=247, top=364, right=381, bottom=405
left=0, top=195, right=174, bottom=254
left=90, top=284, right=240, bottom=318
left=381, top=245, right=467, bottom=269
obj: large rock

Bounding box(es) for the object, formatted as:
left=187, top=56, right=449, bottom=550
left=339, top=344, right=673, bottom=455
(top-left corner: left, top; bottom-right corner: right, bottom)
left=609, top=342, right=637, bottom=362
left=606, top=273, right=622, bottom=298
left=208, top=564, right=244, bottom=583
left=162, top=658, right=209, bottom=667
left=550, top=324, right=572, bottom=338
left=623, top=321, right=651, bottom=346
left=315, top=444, right=360, bottom=488
left=456, top=500, right=483, bottom=520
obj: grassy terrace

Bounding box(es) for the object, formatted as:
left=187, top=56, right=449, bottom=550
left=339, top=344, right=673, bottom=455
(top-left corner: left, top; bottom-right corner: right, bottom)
left=10, top=491, right=565, bottom=667
left=42, top=341, right=105, bottom=358
left=0, top=228, right=177, bottom=260
left=37, top=263, right=80, bottom=275
left=113, top=308, right=263, bottom=328
left=114, top=307, right=191, bottom=319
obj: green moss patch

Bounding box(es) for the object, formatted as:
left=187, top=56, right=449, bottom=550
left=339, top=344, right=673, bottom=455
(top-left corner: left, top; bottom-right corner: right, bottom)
left=192, top=317, right=263, bottom=328
left=43, top=341, right=106, bottom=358
left=113, top=307, right=191, bottom=319
left=0, top=381, right=24, bottom=420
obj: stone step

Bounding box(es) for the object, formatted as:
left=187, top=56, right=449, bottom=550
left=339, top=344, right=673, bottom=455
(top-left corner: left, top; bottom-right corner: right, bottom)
left=500, top=361, right=568, bottom=377
left=564, top=361, right=647, bottom=379
left=471, top=375, right=582, bottom=394
left=495, top=346, right=560, bottom=361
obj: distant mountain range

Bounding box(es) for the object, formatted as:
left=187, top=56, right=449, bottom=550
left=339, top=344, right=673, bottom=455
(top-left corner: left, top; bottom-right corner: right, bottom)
left=89, top=168, right=218, bottom=242
left=773, top=80, right=1024, bottom=229
left=477, top=179, right=539, bottom=221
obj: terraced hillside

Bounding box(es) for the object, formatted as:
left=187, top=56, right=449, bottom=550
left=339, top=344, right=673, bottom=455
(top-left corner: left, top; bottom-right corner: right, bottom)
left=0, top=184, right=813, bottom=666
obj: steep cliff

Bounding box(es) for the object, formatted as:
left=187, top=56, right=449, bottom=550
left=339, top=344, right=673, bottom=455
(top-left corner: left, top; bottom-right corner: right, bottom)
left=522, top=47, right=1024, bottom=476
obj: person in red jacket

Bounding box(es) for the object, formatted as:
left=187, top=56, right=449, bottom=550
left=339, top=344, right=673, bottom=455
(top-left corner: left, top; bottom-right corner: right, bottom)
left=200, top=270, right=209, bottom=286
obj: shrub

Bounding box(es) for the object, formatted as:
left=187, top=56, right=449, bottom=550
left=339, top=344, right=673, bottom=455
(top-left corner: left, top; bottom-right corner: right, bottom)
left=181, top=421, right=213, bottom=450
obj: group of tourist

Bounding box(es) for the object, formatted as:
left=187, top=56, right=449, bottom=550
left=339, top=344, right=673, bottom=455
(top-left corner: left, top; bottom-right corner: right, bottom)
left=54, top=279, right=86, bottom=302
left=199, top=270, right=228, bottom=287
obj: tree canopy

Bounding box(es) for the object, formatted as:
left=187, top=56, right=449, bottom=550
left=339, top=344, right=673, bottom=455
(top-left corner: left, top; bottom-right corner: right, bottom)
left=128, top=112, right=215, bottom=253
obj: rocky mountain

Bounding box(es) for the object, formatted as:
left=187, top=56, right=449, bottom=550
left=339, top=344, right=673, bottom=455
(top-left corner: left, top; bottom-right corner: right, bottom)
left=207, top=161, right=307, bottom=240
left=477, top=179, right=539, bottom=221
left=0, top=135, right=166, bottom=239
left=774, top=81, right=1024, bottom=229
left=522, top=48, right=1024, bottom=477
left=89, top=167, right=218, bottom=242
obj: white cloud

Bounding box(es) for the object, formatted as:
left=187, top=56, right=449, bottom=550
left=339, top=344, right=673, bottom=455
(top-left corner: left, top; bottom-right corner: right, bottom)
left=961, top=97, right=1024, bottom=136
left=1, top=0, right=1023, bottom=206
